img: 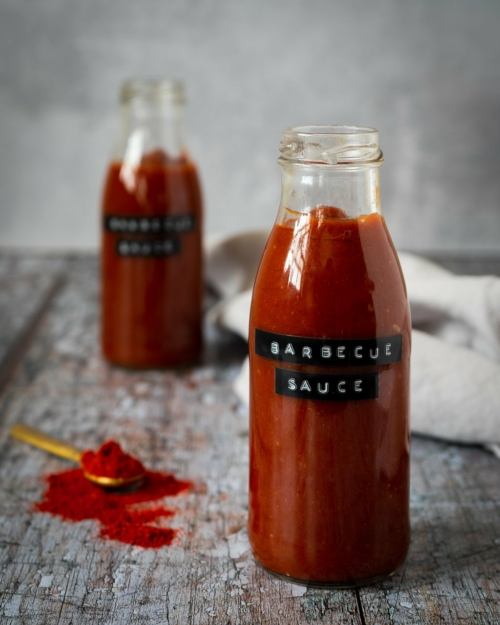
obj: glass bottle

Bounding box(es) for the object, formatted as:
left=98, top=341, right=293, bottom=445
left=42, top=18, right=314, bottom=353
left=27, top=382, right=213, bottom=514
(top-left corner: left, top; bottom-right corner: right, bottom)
left=101, top=79, right=203, bottom=368
left=248, top=126, right=411, bottom=587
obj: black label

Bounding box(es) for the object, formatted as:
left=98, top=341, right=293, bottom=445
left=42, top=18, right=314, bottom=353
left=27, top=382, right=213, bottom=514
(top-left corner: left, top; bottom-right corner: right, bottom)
left=275, top=368, right=379, bottom=401
left=255, top=329, right=402, bottom=367
left=116, top=238, right=180, bottom=257
left=105, top=215, right=195, bottom=234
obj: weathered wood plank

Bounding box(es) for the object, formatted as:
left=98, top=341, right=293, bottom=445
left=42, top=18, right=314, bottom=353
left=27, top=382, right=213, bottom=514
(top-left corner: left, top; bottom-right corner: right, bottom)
left=0, top=257, right=362, bottom=625
left=359, top=437, right=500, bottom=624
left=1, top=253, right=500, bottom=624
left=0, top=254, right=66, bottom=395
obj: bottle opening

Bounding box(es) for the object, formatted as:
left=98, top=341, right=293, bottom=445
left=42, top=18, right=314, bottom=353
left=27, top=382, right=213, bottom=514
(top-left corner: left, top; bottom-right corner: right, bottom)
left=121, top=79, right=185, bottom=105
left=279, top=125, right=382, bottom=166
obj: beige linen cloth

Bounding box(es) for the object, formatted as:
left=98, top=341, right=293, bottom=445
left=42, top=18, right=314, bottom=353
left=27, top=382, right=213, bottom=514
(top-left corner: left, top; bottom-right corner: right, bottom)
left=206, top=231, right=500, bottom=458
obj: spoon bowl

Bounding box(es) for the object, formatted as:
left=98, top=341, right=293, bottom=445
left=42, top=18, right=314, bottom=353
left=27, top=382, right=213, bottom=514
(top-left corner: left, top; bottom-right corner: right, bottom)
left=83, top=471, right=145, bottom=489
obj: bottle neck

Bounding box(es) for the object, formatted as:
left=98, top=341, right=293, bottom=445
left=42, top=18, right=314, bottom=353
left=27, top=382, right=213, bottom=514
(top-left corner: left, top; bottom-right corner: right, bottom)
left=114, top=80, right=187, bottom=166
left=277, top=163, right=381, bottom=224
left=276, top=125, right=383, bottom=224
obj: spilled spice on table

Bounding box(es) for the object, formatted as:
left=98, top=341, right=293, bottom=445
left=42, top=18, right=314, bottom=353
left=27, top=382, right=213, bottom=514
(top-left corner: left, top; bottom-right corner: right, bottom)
left=34, top=456, right=192, bottom=549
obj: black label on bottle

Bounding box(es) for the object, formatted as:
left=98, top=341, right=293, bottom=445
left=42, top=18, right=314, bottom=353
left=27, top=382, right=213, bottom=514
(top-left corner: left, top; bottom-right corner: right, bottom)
left=255, top=329, right=402, bottom=367
left=104, top=215, right=196, bottom=234
left=275, top=368, right=379, bottom=401
left=116, top=238, right=181, bottom=257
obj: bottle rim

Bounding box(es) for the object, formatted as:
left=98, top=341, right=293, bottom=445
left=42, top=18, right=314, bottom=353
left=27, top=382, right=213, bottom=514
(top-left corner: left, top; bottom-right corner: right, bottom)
left=120, top=79, right=185, bottom=105
left=279, top=125, right=383, bottom=166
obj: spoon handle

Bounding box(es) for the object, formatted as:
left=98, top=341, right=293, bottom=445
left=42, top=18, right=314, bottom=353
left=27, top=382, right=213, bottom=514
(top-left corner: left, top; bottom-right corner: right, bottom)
left=10, top=424, right=82, bottom=464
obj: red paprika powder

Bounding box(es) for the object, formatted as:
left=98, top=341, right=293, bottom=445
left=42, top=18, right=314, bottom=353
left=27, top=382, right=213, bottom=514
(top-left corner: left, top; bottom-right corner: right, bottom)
left=81, top=440, right=145, bottom=479
left=35, top=454, right=192, bottom=549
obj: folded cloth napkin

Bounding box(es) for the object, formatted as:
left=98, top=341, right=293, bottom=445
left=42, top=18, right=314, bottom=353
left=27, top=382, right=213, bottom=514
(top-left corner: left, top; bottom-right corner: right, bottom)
left=206, top=231, right=500, bottom=458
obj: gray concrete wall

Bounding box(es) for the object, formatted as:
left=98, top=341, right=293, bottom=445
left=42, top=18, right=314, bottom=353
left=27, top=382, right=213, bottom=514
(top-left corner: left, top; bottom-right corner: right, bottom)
left=1, top=0, right=499, bottom=252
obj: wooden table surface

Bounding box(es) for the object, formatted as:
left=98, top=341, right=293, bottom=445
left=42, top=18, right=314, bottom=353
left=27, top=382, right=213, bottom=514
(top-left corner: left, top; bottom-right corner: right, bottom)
left=0, top=253, right=499, bottom=625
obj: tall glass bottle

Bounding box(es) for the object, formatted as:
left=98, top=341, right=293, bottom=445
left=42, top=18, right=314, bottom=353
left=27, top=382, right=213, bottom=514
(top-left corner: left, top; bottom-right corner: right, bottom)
left=101, top=79, right=203, bottom=368
left=248, top=126, right=411, bottom=587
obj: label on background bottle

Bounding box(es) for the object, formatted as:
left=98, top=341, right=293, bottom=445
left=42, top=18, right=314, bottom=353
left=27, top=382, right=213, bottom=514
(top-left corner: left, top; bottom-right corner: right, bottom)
left=116, top=238, right=180, bottom=257
left=275, top=368, right=379, bottom=401
left=104, top=215, right=195, bottom=234
left=255, top=329, right=402, bottom=367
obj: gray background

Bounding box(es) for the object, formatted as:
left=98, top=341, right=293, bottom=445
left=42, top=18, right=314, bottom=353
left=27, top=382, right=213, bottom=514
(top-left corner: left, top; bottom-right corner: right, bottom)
left=1, top=0, right=499, bottom=253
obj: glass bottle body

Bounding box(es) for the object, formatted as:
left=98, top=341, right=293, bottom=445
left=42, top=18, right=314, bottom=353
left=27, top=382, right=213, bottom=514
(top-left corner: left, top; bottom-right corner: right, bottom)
left=101, top=80, right=203, bottom=368
left=248, top=127, right=411, bottom=586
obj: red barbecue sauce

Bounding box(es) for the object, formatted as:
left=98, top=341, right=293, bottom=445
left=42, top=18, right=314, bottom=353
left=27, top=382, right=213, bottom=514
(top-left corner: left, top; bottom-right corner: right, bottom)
left=101, top=150, right=203, bottom=368
left=249, top=207, right=411, bottom=585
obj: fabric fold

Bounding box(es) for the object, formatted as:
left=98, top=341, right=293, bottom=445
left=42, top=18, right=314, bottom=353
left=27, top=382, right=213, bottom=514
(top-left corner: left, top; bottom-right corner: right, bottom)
left=206, top=231, right=500, bottom=454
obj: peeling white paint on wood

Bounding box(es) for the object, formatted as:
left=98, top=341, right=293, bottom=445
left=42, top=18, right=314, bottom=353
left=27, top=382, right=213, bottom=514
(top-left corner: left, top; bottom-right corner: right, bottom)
left=0, top=255, right=499, bottom=624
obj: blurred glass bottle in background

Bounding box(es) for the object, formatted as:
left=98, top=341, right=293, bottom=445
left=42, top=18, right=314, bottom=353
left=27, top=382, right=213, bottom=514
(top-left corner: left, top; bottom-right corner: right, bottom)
left=101, top=79, right=203, bottom=367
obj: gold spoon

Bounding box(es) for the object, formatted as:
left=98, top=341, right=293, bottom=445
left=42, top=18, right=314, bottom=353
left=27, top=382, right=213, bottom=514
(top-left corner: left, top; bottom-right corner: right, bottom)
left=10, top=423, right=145, bottom=489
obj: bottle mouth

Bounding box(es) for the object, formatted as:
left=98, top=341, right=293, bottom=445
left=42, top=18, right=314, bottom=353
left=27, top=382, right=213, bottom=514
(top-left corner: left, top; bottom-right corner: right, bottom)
left=279, top=125, right=383, bottom=166
left=121, top=79, right=185, bottom=105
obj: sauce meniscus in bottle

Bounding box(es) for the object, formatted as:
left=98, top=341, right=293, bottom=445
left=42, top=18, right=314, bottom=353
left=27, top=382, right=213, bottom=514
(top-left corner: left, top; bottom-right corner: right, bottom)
left=248, top=126, right=411, bottom=587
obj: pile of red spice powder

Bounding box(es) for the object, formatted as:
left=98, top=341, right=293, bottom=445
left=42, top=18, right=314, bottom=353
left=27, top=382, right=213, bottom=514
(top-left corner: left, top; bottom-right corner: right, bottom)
left=81, top=440, right=144, bottom=479
left=34, top=441, right=192, bottom=549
